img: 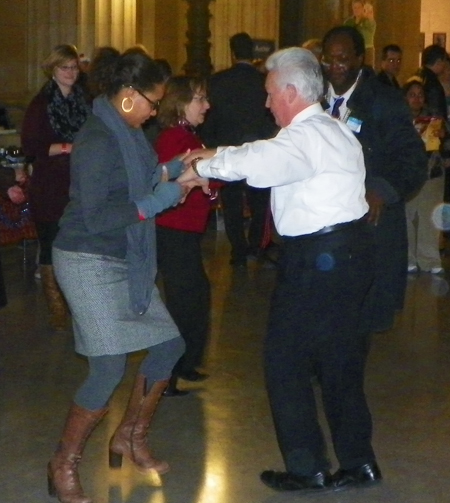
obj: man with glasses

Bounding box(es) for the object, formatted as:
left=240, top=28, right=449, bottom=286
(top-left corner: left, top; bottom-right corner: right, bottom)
left=377, top=44, right=402, bottom=89
left=322, top=26, right=427, bottom=334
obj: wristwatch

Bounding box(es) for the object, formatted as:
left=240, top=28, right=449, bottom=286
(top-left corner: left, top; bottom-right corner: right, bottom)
left=191, top=157, right=203, bottom=176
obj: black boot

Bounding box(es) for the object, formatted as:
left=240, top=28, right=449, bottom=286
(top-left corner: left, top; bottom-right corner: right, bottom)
left=163, top=374, right=189, bottom=397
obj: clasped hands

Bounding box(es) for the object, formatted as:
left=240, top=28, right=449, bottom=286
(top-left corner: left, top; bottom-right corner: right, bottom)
left=175, top=148, right=216, bottom=202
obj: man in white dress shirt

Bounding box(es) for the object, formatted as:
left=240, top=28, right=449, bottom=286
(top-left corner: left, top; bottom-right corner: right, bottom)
left=179, top=47, right=380, bottom=493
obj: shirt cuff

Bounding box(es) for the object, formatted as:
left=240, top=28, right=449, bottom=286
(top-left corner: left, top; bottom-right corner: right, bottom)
left=195, top=158, right=210, bottom=178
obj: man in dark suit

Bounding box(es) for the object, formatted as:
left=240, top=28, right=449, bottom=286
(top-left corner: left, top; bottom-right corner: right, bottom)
left=377, top=44, right=402, bottom=88
left=201, top=32, right=276, bottom=268
left=322, top=26, right=427, bottom=333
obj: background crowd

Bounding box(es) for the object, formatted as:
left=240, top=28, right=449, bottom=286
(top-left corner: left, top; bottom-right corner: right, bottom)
left=0, top=3, right=448, bottom=499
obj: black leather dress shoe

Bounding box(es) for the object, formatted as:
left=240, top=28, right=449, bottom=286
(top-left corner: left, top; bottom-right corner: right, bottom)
left=178, top=370, right=209, bottom=382
left=162, top=386, right=189, bottom=397
left=260, top=470, right=332, bottom=492
left=333, top=462, right=382, bottom=490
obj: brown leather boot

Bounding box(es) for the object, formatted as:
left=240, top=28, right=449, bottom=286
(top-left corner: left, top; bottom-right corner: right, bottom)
left=47, top=403, right=107, bottom=503
left=40, top=265, right=69, bottom=331
left=109, top=375, right=169, bottom=474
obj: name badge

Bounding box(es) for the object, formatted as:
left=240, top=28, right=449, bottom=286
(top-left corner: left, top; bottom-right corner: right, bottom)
left=347, top=116, right=362, bottom=133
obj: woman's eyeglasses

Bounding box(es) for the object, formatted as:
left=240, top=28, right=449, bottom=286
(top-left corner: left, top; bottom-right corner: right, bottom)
left=136, top=89, right=160, bottom=111
left=193, top=95, right=209, bottom=103
left=58, top=65, right=79, bottom=72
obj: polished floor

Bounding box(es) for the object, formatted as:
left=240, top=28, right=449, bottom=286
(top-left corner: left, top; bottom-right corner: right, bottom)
left=1, top=229, right=450, bottom=503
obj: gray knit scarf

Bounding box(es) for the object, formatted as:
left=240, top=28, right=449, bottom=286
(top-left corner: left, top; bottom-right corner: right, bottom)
left=93, top=95, right=156, bottom=315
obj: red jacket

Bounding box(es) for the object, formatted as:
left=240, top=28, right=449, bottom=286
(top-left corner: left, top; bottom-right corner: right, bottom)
left=155, top=125, right=219, bottom=233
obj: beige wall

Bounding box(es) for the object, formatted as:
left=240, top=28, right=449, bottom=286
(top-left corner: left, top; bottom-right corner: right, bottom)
left=421, top=0, right=450, bottom=51
left=0, top=0, right=79, bottom=103
left=0, top=1, right=29, bottom=103
left=2, top=0, right=443, bottom=108
left=78, top=0, right=137, bottom=56
left=139, top=0, right=279, bottom=75
left=0, top=0, right=279, bottom=123
left=300, top=0, right=422, bottom=85
left=153, top=0, right=187, bottom=75
left=210, top=0, right=279, bottom=72
left=373, top=0, right=422, bottom=84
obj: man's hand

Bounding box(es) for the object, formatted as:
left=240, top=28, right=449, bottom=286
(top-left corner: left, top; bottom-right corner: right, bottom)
left=365, top=190, right=384, bottom=226
left=183, top=148, right=217, bottom=168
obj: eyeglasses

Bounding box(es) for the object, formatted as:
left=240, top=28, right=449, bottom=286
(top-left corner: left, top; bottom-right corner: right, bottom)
left=58, top=65, right=79, bottom=72
left=386, top=58, right=402, bottom=64
left=321, top=55, right=351, bottom=68
left=193, top=95, right=209, bottom=103
left=136, top=89, right=160, bottom=111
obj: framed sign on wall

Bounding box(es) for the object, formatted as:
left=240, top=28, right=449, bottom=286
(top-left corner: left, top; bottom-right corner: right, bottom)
left=433, top=33, right=446, bottom=49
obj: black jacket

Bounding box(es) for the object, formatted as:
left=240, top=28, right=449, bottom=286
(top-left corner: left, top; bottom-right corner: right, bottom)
left=416, top=66, right=447, bottom=119
left=200, top=62, right=276, bottom=147
left=377, top=70, right=400, bottom=89
left=325, top=71, right=427, bottom=203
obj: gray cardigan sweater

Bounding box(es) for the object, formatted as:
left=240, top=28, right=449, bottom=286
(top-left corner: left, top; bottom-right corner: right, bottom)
left=54, top=114, right=183, bottom=259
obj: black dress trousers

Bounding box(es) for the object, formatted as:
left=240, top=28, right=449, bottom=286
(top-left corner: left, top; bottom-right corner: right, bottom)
left=220, top=181, right=270, bottom=263
left=0, top=255, right=6, bottom=308
left=156, top=226, right=211, bottom=374
left=371, top=201, right=408, bottom=330
left=264, top=220, right=376, bottom=476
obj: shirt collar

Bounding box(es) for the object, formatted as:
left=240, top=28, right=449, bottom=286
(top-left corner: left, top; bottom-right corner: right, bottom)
left=290, top=102, right=325, bottom=124
left=327, top=69, right=362, bottom=104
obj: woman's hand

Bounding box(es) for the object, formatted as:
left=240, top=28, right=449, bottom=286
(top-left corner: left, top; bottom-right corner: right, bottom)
left=177, top=167, right=210, bottom=196
left=49, top=143, right=72, bottom=156
left=7, top=185, right=26, bottom=204
left=175, top=150, right=192, bottom=163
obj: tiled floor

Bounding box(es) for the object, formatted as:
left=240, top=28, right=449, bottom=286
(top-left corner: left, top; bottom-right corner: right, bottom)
left=1, top=232, right=450, bottom=503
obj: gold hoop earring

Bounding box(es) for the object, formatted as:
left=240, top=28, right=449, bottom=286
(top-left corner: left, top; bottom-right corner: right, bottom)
left=121, top=97, right=134, bottom=113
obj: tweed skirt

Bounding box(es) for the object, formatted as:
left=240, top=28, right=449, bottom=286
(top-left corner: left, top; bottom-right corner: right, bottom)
left=53, top=248, right=180, bottom=357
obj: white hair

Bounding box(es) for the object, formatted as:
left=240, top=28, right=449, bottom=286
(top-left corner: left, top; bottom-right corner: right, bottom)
left=265, top=47, right=324, bottom=104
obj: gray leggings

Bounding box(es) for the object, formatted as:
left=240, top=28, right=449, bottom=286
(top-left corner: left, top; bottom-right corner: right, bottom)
left=75, top=336, right=185, bottom=410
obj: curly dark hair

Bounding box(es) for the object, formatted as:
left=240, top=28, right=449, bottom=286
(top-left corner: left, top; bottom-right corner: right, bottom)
left=88, top=46, right=120, bottom=97
left=89, top=48, right=164, bottom=98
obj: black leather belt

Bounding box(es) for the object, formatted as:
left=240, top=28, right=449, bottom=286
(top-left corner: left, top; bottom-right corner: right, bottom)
left=283, top=216, right=367, bottom=241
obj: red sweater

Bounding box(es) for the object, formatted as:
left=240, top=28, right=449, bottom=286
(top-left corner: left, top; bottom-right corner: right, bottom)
left=155, top=125, right=217, bottom=233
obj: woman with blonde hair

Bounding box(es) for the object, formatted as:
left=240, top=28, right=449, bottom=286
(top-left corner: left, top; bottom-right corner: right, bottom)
left=21, top=44, right=90, bottom=330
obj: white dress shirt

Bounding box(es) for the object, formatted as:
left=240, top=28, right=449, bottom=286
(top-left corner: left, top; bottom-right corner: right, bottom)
left=196, top=103, right=368, bottom=237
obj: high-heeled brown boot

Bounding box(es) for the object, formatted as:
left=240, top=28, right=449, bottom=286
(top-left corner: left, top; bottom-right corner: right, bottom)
left=40, top=265, right=69, bottom=331
left=108, top=375, right=169, bottom=474
left=47, top=403, right=107, bottom=503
